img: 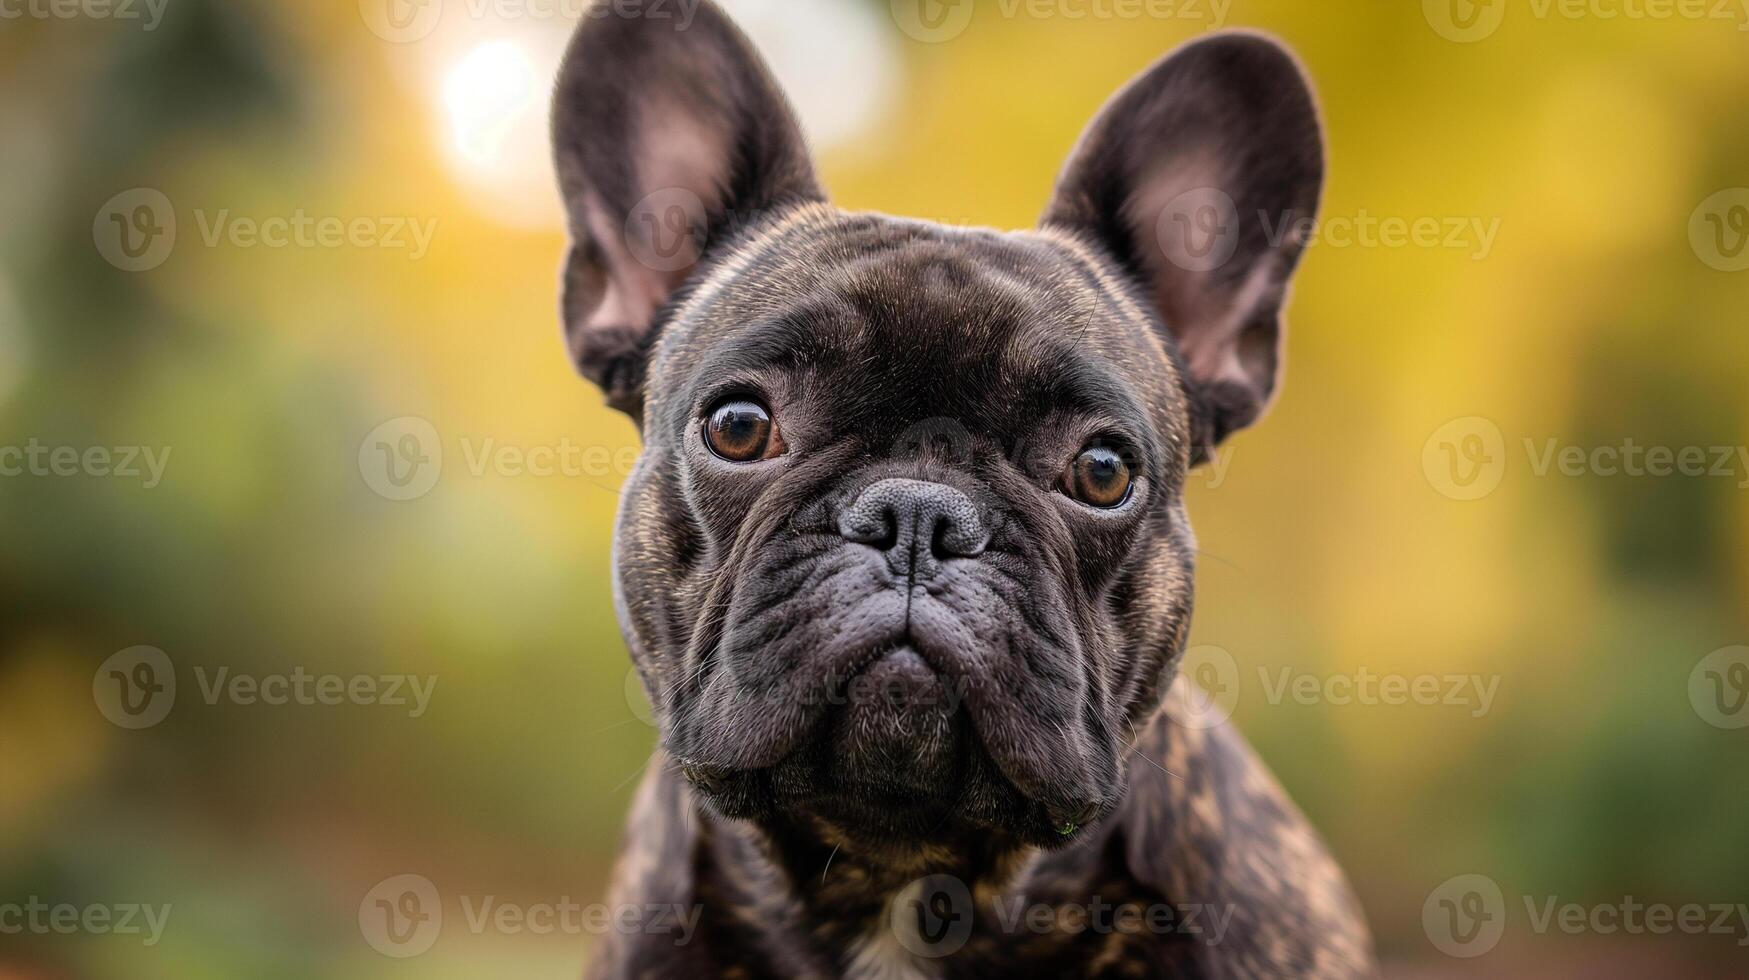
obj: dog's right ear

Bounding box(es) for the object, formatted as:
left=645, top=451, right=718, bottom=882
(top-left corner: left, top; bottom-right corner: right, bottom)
left=551, top=0, right=823, bottom=418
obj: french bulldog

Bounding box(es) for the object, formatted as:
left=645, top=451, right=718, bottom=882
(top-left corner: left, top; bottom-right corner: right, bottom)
left=551, top=1, right=1375, bottom=976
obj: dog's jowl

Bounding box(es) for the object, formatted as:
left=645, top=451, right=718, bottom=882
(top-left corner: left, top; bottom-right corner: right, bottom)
left=551, top=2, right=1375, bottom=976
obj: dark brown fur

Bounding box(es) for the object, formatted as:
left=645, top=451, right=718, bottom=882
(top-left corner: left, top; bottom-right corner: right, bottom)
left=551, top=3, right=1375, bottom=976
left=594, top=685, right=1371, bottom=979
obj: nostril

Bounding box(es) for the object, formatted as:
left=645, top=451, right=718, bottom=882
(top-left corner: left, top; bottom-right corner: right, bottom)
left=841, top=502, right=899, bottom=551
left=931, top=514, right=987, bottom=560
left=868, top=505, right=899, bottom=550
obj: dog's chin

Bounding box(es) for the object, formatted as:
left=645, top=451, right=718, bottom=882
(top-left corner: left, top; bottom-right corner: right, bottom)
left=674, top=649, right=1119, bottom=849
left=688, top=744, right=1113, bottom=850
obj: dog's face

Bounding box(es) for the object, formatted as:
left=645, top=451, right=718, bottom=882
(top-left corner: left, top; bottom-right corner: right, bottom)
left=552, top=2, right=1322, bottom=848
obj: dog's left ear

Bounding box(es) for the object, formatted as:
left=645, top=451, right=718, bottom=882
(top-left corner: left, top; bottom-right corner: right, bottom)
left=1042, top=33, right=1324, bottom=461
left=551, top=0, right=824, bottom=418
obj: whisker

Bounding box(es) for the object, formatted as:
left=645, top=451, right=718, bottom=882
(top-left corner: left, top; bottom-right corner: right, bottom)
left=608, top=754, right=654, bottom=794
left=582, top=716, right=648, bottom=736
left=1189, top=548, right=1246, bottom=574
left=1124, top=717, right=1181, bottom=780
left=821, top=843, right=842, bottom=885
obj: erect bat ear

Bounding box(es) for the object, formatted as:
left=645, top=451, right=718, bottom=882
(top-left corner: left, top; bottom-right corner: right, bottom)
left=551, top=0, right=824, bottom=419
left=1041, top=32, right=1325, bottom=462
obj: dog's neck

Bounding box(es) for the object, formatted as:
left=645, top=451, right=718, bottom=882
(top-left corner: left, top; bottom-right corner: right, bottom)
left=698, top=803, right=1039, bottom=971
left=772, top=809, right=1032, bottom=901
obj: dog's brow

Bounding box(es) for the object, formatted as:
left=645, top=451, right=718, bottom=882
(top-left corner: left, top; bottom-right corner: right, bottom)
left=1006, top=343, right=1150, bottom=432
left=692, top=313, right=850, bottom=385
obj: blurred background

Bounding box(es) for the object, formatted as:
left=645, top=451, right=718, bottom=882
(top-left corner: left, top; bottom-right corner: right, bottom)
left=2, top=0, right=1746, bottom=976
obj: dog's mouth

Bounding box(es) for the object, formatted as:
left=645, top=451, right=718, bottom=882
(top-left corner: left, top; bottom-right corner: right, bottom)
left=649, top=510, right=1131, bottom=846
left=663, top=567, right=1126, bottom=847
left=670, top=639, right=968, bottom=793
left=816, top=645, right=969, bottom=799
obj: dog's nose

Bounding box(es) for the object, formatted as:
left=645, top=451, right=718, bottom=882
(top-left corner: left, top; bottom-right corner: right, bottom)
left=838, top=478, right=987, bottom=577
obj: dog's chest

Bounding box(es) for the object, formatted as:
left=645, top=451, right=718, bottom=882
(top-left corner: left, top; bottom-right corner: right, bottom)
left=805, top=877, right=1207, bottom=980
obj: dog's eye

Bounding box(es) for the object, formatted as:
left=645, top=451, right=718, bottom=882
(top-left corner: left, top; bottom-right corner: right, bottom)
left=1064, top=444, right=1133, bottom=508
left=704, top=399, right=777, bottom=462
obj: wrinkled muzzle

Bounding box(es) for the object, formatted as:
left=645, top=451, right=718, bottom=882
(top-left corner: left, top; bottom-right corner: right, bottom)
left=660, top=477, right=1125, bottom=844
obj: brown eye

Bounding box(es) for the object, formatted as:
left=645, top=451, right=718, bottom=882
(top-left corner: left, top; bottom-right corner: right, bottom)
left=1065, top=444, right=1133, bottom=508
left=704, top=399, right=776, bottom=462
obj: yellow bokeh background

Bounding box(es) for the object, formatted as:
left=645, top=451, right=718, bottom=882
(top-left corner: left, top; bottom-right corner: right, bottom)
left=2, top=0, right=1746, bottom=975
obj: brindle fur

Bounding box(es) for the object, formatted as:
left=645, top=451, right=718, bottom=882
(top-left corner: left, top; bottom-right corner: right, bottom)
left=552, top=3, right=1375, bottom=976
left=595, top=684, right=1371, bottom=979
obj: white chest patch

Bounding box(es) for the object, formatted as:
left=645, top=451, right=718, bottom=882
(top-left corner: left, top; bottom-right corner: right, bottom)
left=844, top=879, right=946, bottom=980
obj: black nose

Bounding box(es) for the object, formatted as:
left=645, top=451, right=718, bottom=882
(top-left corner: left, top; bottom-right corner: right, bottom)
left=838, top=478, right=988, bottom=578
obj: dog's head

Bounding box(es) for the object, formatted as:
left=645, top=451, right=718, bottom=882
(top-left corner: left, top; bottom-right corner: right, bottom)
left=553, top=1, right=1322, bottom=849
